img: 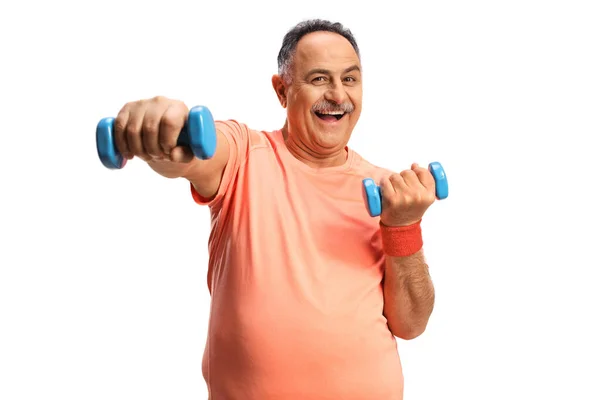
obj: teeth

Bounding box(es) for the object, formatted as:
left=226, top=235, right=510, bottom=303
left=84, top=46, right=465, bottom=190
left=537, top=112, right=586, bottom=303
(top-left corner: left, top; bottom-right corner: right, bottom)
left=319, top=111, right=344, bottom=115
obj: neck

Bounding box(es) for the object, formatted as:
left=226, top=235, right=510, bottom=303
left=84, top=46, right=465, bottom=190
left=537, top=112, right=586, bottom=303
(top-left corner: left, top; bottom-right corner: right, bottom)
left=281, top=122, right=348, bottom=169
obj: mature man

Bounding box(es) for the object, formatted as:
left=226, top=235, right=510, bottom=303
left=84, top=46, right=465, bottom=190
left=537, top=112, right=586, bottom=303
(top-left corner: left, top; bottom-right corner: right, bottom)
left=113, top=19, right=437, bottom=400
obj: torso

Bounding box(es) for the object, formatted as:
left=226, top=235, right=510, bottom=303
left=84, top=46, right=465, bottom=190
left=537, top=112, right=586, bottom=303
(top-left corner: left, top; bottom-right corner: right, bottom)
left=195, top=126, right=403, bottom=399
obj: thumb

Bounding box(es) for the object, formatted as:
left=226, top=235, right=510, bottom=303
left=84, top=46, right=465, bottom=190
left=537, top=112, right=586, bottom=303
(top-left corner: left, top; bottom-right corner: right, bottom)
left=169, top=146, right=194, bottom=163
left=379, top=175, right=395, bottom=205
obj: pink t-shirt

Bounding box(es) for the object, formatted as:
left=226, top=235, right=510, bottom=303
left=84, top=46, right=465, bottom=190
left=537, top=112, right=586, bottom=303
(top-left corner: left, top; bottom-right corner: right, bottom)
left=191, top=120, right=404, bottom=399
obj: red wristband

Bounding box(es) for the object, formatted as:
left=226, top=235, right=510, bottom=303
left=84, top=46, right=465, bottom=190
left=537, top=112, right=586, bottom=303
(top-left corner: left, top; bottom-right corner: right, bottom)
left=380, top=220, right=423, bottom=257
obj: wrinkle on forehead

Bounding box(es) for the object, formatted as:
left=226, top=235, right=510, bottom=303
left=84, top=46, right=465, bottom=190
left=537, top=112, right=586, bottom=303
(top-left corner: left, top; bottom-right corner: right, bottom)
left=294, top=31, right=360, bottom=72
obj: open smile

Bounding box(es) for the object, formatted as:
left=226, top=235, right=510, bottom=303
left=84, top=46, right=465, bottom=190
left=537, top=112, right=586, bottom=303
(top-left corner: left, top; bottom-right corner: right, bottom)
left=314, top=111, right=347, bottom=122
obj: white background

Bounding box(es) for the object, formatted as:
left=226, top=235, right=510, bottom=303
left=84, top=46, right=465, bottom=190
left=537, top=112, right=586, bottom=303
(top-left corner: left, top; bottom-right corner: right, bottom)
left=1, top=0, right=599, bottom=399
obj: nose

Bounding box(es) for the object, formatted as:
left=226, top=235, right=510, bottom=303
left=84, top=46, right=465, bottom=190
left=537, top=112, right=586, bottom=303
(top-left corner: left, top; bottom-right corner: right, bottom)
left=324, top=81, right=348, bottom=104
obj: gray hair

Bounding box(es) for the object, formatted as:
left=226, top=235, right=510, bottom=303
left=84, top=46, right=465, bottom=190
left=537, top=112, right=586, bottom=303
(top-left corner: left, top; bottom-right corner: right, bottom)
left=277, top=19, right=360, bottom=84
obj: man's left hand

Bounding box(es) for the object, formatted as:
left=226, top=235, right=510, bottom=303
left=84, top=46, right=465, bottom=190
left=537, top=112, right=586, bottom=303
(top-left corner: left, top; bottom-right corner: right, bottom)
left=379, top=163, right=437, bottom=227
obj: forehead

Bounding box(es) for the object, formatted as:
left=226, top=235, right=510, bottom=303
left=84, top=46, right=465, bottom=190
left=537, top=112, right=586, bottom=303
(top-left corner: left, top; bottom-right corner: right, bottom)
left=293, top=31, right=360, bottom=71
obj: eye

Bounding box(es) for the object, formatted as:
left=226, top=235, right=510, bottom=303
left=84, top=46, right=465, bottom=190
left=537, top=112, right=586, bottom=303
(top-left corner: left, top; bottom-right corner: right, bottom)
left=312, top=76, right=327, bottom=83
left=343, top=76, right=357, bottom=82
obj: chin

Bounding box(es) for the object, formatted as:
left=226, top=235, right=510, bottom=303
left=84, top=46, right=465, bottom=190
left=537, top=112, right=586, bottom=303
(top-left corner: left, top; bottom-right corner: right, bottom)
left=314, top=130, right=351, bottom=151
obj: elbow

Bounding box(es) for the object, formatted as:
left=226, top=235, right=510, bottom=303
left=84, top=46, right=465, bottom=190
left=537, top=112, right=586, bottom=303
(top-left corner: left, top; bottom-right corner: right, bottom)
left=389, top=320, right=428, bottom=341
left=393, top=328, right=425, bottom=341
left=394, top=328, right=425, bottom=341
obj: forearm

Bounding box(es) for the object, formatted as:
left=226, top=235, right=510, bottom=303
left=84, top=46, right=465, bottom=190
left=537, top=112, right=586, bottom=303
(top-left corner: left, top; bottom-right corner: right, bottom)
left=146, top=129, right=230, bottom=198
left=146, top=158, right=224, bottom=200
left=382, top=249, right=435, bottom=340
left=147, top=158, right=194, bottom=179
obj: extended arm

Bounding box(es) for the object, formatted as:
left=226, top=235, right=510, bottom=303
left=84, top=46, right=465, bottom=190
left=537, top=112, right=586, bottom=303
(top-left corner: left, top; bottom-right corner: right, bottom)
left=111, top=96, right=231, bottom=200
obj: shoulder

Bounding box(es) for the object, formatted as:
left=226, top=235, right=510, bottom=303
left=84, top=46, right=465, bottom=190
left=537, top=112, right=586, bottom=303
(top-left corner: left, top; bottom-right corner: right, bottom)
left=214, top=119, right=275, bottom=151
left=348, top=148, right=395, bottom=182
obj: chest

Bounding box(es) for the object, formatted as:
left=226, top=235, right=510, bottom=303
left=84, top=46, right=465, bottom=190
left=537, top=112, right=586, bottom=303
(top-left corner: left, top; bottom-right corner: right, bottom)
left=230, top=152, right=383, bottom=267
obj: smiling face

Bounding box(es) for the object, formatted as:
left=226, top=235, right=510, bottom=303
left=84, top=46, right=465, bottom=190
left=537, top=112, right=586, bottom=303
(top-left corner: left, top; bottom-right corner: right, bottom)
left=272, top=31, right=363, bottom=164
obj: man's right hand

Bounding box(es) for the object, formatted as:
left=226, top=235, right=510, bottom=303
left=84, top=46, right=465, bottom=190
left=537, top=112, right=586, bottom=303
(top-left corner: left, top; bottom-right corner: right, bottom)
left=114, top=95, right=230, bottom=199
left=114, top=96, right=194, bottom=164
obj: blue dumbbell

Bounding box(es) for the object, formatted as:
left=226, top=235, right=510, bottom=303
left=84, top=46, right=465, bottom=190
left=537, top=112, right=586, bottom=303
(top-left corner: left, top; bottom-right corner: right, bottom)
left=96, top=105, right=217, bottom=169
left=362, top=161, right=448, bottom=217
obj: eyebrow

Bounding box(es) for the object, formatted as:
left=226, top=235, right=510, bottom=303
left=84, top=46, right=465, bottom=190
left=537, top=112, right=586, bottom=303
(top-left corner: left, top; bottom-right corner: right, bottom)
left=305, top=64, right=361, bottom=79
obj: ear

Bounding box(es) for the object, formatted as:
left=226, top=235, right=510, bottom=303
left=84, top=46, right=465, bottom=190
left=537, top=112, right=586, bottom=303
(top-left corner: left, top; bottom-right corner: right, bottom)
left=272, top=74, right=287, bottom=108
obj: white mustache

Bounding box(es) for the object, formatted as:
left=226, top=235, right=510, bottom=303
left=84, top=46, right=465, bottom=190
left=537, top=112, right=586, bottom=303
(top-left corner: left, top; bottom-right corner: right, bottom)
left=312, top=100, right=354, bottom=114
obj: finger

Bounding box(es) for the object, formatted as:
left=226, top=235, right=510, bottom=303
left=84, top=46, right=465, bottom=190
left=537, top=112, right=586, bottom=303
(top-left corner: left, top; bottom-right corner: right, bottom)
left=114, top=107, right=131, bottom=159
left=125, top=105, right=148, bottom=160
left=400, top=168, right=424, bottom=190
left=142, top=102, right=170, bottom=159
left=411, top=163, right=436, bottom=191
left=389, top=172, right=409, bottom=192
left=159, top=102, right=188, bottom=156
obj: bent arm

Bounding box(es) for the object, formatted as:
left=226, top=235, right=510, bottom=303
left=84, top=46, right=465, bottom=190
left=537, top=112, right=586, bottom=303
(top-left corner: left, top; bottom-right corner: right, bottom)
left=382, top=249, right=435, bottom=340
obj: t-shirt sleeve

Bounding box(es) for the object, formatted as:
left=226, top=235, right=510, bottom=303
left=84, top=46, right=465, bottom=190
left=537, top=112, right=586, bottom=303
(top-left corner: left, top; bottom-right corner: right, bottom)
left=190, top=119, right=250, bottom=208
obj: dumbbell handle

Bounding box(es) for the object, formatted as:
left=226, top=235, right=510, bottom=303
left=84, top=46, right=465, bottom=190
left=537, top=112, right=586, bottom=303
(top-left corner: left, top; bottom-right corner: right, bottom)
left=96, top=105, right=217, bottom=170
left=362, top=161, right=448, bottom=217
